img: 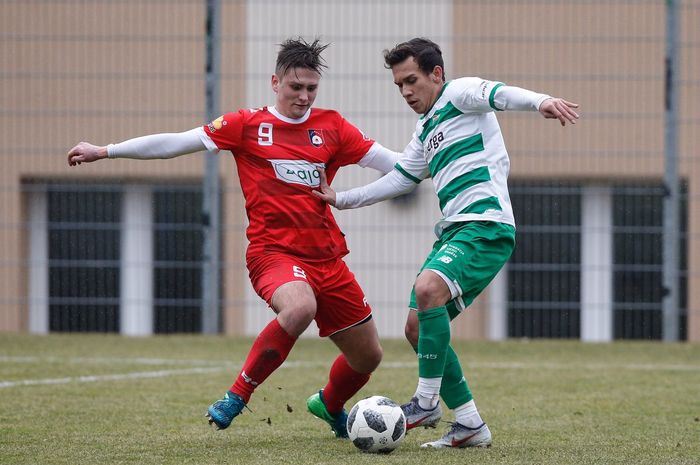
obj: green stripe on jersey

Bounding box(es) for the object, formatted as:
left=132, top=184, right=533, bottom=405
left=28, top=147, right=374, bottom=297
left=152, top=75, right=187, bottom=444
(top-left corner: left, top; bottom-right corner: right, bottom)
left=458, top=196, right=502, bottom=215
left=429, top=133, right=484, bottom=177
left=394, top=163, right=422, bottom=184
left=438, top=166, right=491, bottom=211
left=489, top=83, right=505, bottom=111
left=419, top=102, right=463, bottom=142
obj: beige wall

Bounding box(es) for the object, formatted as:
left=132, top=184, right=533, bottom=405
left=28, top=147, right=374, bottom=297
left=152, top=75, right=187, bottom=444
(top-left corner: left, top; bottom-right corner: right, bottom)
left=1, top=1, right=698, bottom=341
left=0, top=2, right=247, bottom=333
left=451, top=1, right=699, bottom=341
left=240, top=0, right=453, bottom=339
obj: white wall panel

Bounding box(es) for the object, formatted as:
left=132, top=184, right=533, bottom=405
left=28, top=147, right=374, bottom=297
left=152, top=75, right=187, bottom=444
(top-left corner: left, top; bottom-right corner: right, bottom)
left=245, top=1, right=452, bottom=337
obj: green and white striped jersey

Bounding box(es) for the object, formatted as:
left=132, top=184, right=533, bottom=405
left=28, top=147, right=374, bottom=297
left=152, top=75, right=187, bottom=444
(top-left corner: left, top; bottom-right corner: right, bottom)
left=334, top=77, right=550, bottom=237
left=396, top=77, right=547, bottom=237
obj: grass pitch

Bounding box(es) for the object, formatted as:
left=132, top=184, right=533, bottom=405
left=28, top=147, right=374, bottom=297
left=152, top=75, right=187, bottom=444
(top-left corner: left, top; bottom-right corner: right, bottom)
left=1, top=334, right=699, bottom=465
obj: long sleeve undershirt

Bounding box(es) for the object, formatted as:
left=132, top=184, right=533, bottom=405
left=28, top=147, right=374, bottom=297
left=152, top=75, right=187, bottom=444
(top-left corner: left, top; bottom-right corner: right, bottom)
left=107, top=127, right=399, bottom=173
left=335, top=170, right=417, bottom=209
left=333, top=84, right=549, bottom=210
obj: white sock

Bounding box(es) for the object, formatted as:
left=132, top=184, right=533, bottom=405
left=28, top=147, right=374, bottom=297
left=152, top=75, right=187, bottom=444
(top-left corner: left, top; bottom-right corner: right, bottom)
left=454, top=399, right=483, bottom=429
left=415, top=377, right=441, bottom=410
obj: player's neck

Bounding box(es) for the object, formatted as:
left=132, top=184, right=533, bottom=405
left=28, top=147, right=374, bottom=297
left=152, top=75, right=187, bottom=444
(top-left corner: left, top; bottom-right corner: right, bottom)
left=269, top=106, right=312, bottom=124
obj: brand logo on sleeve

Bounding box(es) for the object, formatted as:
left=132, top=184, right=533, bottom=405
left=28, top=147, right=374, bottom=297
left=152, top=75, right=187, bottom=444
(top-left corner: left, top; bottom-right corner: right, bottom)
left=480, top=81, right=489, bottom=99
left=308, top=129, right=324, bottom=147
left=269, top=159, right=325, bottom=187
left=207, top=115, right=226, bottom=133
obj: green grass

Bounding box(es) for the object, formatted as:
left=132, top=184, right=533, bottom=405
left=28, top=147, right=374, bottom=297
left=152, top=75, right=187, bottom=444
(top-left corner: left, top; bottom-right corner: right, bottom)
left=1, top=334, right=699, bottom=465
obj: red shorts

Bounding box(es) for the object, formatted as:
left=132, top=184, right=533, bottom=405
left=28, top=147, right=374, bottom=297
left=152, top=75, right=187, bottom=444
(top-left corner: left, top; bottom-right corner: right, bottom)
left=247, top=253, right=372, bottom=337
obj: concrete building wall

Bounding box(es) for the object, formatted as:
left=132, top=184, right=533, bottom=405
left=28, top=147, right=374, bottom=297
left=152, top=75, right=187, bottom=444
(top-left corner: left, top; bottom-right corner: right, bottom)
left=1, top=1, right=698, bottom=341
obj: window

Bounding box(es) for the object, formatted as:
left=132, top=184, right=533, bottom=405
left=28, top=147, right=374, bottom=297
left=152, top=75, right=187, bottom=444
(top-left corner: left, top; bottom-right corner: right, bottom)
left=153, top=187, right=204, bottom=333
left=508, top=183, right=582, bottom=338
left=612, top=184, right=687, bottom=340
left=47, top=186, right=121, bottom=332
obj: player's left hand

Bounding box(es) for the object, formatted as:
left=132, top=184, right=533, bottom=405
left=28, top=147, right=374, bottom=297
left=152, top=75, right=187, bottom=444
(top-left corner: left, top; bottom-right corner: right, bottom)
left=312, top=168, right=337, bottom=206
left=539, top=98, right=579, bottom=126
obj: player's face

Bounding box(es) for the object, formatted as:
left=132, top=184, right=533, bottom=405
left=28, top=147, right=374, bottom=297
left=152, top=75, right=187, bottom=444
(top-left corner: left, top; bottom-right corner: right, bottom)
left=272, top=67, right=321, bottom=119
left=391, top=57, right=444, bottom=115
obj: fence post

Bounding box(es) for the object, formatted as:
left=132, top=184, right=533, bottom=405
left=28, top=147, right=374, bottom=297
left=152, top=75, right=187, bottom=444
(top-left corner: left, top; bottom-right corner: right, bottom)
left=663, top=0, right=680, bottom=342
left=202, top=0, right=221, bottom=334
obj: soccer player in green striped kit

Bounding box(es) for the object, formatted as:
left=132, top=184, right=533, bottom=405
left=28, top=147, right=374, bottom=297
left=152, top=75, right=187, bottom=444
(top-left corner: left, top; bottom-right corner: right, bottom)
left=314, top=37, right=579, bottom=449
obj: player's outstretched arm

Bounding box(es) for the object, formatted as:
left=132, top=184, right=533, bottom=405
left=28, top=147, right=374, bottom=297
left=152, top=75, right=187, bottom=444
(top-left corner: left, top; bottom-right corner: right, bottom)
left=487, top=83, right=579, bottom=126
left=67, top=142, right=108, bottom=166
left=67, top=128, right=210, bottom=167
left=313, top=168, right=417, bottom=210
left=538, top=98, right=579, bottom=126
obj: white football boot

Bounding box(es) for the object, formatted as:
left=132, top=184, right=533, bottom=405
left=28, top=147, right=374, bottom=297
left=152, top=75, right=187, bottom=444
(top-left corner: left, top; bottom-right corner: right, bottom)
left=421, top=421, right=492, bottom=448
left=401, top=396, right=443, bottom=430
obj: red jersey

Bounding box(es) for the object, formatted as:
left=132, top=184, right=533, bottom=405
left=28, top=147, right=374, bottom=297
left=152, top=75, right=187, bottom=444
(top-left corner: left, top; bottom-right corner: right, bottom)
left=203, top=106, right=374, bottom=262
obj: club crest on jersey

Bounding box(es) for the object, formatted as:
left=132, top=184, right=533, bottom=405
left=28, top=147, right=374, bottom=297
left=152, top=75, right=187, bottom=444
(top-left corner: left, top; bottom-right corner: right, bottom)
left=308, top=129, right=324, bottom=147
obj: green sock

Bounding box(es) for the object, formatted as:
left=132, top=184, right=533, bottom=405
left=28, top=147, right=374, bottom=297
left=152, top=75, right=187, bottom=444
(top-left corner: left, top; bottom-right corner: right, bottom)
left=439, top=345, right=473, bottom=409
left=408, top=334, right=472, bottom=408
left=416, top=306, right=450, bottom=378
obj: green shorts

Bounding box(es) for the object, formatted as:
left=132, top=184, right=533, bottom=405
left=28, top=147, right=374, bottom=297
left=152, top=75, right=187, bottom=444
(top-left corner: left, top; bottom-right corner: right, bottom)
left=409, top=221, right=515, bottom=319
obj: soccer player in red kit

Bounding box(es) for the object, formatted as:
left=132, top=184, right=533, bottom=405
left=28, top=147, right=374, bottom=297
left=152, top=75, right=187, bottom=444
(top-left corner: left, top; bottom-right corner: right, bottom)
left=67, top=38, right=399, bottom=438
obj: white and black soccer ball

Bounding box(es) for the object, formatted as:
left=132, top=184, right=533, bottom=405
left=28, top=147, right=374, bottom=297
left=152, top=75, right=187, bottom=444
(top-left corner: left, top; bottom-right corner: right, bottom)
left=347, top=395, right=406, bottom=453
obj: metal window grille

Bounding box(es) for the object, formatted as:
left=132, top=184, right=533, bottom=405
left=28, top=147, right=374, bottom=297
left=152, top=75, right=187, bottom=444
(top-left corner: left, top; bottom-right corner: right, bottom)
left=153, top=186, right=204, bottom=334
left=508, top=183, right=582, bottom=338
left=47, top=185, right=122, bottom=332
left=612, top=183, right=688, bottom=340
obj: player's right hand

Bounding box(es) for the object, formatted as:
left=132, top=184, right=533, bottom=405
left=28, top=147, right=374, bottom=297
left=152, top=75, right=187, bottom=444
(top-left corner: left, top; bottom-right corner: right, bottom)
left=312, top=168, right=337, bottom=206
left=67, top=142, right=108, bottom=166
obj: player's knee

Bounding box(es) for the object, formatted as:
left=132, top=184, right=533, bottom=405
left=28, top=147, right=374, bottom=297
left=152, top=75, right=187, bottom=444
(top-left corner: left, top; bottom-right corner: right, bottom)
left=363, top=344, right=383, bottom=372
left=277, top=301, right=316, bottom=336
left=291, top=303, right=316, bottom=326
left=413, top=273, right=449, bottom=309
left=346, top=344, right=382, bottom=373
left=413, top=274, right=436, bottom=302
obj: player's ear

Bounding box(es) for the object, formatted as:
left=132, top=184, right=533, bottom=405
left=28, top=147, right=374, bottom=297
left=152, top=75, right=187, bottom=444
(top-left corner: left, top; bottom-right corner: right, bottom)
left=271, top=74, right=280, bottom=93
left=431, top=66, right=443, bottom=84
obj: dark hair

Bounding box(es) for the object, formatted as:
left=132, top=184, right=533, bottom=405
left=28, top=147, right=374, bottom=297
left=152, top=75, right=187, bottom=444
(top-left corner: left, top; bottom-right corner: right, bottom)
left=276, top=37, right=330, bottom=77
left=383, top=37, right=445, bottom=81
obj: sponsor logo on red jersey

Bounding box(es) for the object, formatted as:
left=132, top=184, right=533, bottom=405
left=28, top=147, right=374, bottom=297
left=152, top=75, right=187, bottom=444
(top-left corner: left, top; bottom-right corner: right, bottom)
left=269, top=159, right=325, bottom=187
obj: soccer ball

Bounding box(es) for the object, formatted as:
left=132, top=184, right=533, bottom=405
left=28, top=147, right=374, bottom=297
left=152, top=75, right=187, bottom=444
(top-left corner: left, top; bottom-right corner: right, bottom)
left=347, top=395, right=406, bottom=453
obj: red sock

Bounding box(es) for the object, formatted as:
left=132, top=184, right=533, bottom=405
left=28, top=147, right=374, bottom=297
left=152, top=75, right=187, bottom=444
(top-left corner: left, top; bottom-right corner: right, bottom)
left=230, top=318, right=296, bottom=403
left=322, top=354, right=371, bottom=414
